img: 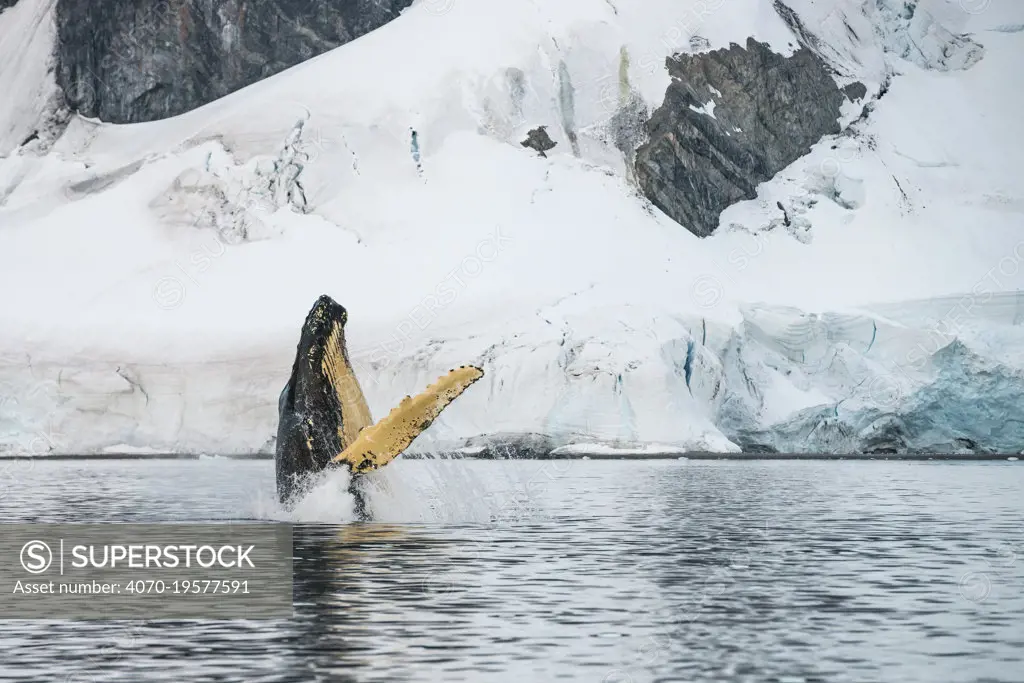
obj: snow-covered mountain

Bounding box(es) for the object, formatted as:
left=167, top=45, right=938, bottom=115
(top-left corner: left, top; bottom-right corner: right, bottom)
left=1, top=0, right=1022, bottom=456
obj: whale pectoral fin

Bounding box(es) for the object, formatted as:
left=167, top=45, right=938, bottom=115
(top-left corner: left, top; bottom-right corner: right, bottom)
left=322, top=320, right=374, bottom=449
left=333, top=365, right=484, bottom=473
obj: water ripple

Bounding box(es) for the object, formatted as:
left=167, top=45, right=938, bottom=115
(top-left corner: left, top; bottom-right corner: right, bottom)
left=0, top=459, right=1021, bottom=682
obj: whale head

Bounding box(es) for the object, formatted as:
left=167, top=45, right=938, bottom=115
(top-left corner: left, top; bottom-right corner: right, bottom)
left=275, top=294, right=371, bottom=505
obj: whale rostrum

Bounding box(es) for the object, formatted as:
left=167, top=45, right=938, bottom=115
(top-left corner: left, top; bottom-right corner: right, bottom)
left=275, top=294, right=484, bottom=509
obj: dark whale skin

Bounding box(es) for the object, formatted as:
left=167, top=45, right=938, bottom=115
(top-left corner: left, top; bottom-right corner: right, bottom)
left=275, top=294, right=355, bottom=506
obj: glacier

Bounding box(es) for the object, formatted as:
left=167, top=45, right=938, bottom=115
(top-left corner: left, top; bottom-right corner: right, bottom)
left=1, top=0, right=1023, bottom=456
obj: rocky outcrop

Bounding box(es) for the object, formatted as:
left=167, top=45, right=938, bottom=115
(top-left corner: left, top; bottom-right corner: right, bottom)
left=0, top=0, right=19, bottom=13
left=55, top=0, right=413, bottom=123
left=521, top=126, right=556, bottom=157
left=634, top=38, right=843, bottom=237
left=843, top=81, right=867, bottom=102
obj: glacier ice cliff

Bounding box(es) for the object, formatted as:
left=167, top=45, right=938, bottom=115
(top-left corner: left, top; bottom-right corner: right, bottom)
left=3, top=296, right=1023, bottom=456
left=717, top=297, right=1024, bottom=454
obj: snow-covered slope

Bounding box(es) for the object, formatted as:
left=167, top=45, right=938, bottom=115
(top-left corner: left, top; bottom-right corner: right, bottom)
left=1, top=0, right=1023, bottom=455
left=0, top=0, right=60, bottom=157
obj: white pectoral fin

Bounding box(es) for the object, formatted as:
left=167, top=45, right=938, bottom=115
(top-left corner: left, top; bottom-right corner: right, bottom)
left=333, top=365, right=484, bottom=473
left=321, top=320, right=373, bottom=448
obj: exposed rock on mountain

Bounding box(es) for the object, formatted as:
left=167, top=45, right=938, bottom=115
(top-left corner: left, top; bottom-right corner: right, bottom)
left=521, top=126, right=556, bottom=157
left=634, top=38, right=843, bottom=237
left=843, top=81, right=867, bottom=102
left=55, top=0, right=413, bottom=123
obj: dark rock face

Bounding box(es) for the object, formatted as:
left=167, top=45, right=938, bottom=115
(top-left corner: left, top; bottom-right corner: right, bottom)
left=843, top=81, right=868, bottom=101
left=276, top=294, right=354, bottom=505
left=634, top=38, right=843, bottom=236
left=55, top=0, right=413, bottom=123
left=0, top=0, right=19, bottom=13
left=521, top=126, right=556, bottom=157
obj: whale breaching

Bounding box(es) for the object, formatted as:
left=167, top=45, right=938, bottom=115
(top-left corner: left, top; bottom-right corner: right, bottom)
left=275, top=295, right=484, bottom=517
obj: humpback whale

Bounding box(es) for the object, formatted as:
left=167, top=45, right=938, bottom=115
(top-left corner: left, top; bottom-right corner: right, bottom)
left=275, top=295, right=484, bottom=517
